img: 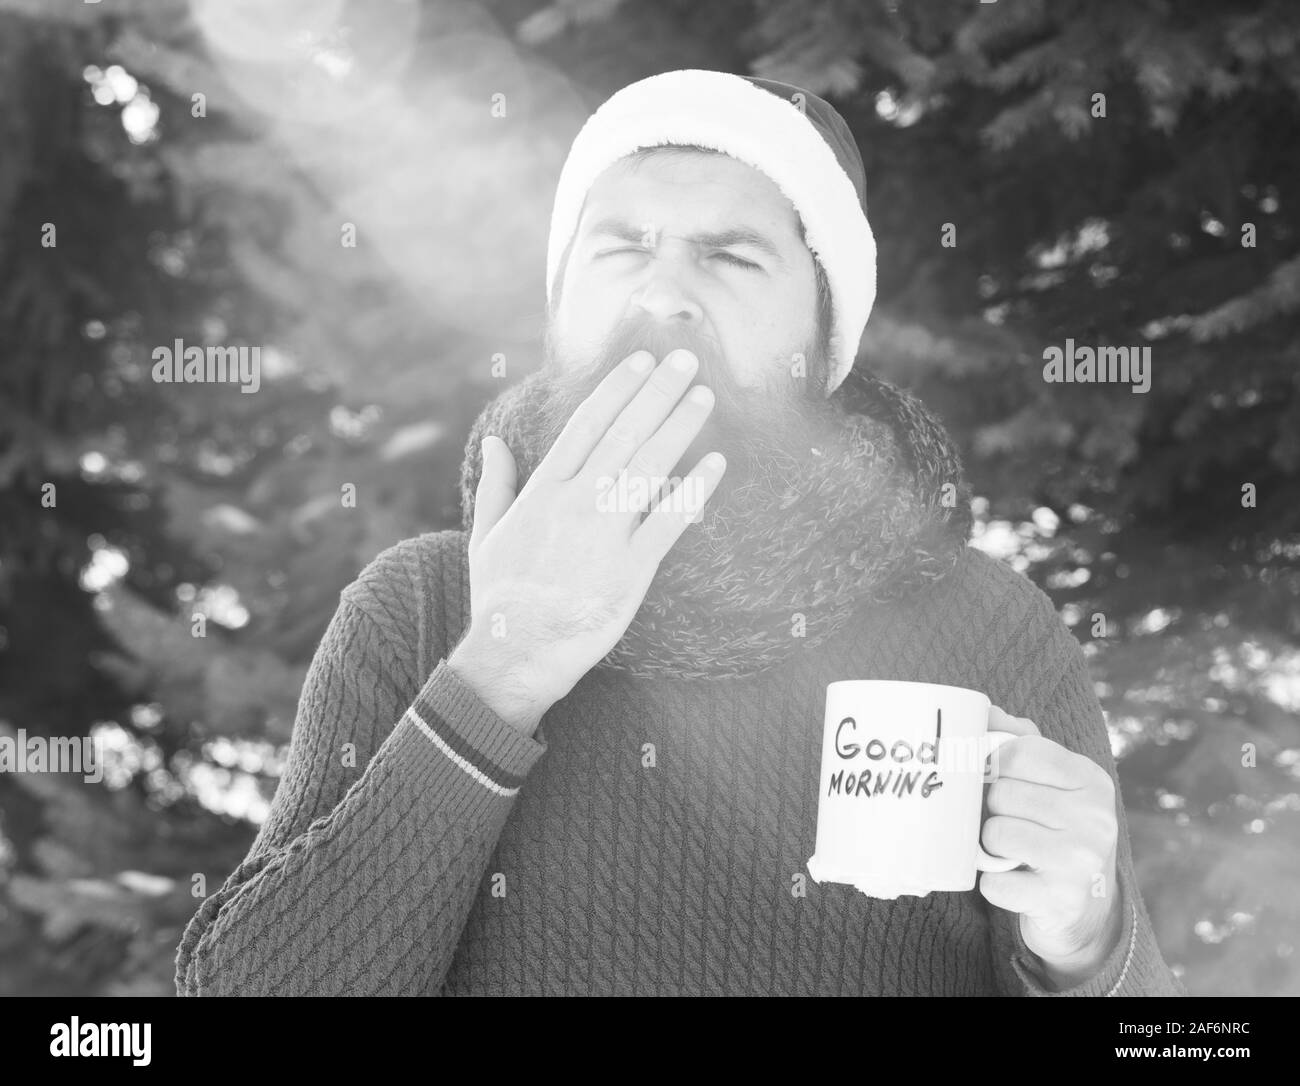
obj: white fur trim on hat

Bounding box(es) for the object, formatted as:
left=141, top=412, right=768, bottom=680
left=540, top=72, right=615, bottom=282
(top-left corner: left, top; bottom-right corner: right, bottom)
left=546, top=68, right=876, bottom=395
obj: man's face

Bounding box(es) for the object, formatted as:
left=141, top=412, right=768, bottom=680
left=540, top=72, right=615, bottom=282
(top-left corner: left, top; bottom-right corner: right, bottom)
left=540, top=149, right=839, bottom=504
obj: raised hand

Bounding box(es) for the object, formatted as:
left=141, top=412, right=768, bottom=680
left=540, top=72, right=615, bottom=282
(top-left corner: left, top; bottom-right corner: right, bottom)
left=448, top=348, right=726, bottom=733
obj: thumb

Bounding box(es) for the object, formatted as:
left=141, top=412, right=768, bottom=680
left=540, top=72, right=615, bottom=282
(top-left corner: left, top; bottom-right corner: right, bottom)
left=470, top=435, right=517, bottom=554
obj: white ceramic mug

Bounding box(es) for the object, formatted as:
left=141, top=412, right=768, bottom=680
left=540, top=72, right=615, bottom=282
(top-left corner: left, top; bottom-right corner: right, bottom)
left=806, top=680, right=1021, bottom=899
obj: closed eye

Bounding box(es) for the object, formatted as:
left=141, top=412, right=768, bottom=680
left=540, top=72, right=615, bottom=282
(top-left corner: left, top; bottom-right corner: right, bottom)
left=711, top=252, right=760, bottom=270
left=595, top=247, right=760, bottom=270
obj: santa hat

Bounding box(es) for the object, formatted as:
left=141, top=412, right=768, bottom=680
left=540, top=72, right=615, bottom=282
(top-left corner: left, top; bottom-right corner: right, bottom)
left=546, top=68, right=876, bottom=395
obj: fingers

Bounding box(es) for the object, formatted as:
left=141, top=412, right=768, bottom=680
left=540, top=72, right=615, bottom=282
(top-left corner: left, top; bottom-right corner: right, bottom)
left=980, top=814, right=1057, bottom=871
left=605, top=382, right=717, bottom=516
left=576, top=349, right=703, bottom=486
left=532, top=350, right=657, bottom=483
left=994, top=735, right=1091, bottom=790
left=976, top=868, right=1046, bottom=916
left=469, top=436, right=517, bottom=556
left=985, top=775, right=1070, bottom=830
left=631, top=451, right=727, bottom=562
left=988, top=705, right=1041, bottom=738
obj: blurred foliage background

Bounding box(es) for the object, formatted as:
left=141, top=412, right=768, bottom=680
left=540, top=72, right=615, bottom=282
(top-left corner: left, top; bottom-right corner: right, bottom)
left=0, top=0, right=1297, bottom=996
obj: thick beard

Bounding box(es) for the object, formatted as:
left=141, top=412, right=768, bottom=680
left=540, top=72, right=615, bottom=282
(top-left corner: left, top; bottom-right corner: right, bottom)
left=535, top=314, right=849, bottom=539
left=458, top=315, right=971, bottom=677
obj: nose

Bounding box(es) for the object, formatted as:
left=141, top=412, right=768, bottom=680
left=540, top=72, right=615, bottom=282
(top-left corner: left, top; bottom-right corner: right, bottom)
left=629, top=256, right=704, bottom=326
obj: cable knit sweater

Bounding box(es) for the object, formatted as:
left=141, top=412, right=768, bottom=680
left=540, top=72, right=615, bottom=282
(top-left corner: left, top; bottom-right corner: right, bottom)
left=175, top=529, right=1186, bottom=997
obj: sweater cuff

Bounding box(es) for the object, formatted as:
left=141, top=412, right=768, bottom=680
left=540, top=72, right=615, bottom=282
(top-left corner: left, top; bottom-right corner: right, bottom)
left=384, top=658, right=549, bottom=825
left=1009, top=862, right=1140, bottom=997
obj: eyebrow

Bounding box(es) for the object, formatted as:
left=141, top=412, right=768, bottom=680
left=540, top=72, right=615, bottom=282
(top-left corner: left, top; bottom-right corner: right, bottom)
left=582, top=215, right=788, bottom=268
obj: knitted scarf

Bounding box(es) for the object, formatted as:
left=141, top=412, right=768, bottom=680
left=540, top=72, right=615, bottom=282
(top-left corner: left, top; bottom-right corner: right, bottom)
left=459, top=366, right=974, bottom=680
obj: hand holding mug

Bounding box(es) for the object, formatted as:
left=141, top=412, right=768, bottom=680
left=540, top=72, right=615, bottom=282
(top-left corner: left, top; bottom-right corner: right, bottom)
left=976, top=706, right=1124, bottom=984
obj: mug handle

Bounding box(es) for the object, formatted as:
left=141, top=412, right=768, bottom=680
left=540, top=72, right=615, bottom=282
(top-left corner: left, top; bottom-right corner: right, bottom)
left=975, top=730, right=1021, bottom=873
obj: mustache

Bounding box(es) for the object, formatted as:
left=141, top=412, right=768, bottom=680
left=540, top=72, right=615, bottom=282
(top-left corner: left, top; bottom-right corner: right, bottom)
left=542, top=316, right=760, bottom=413
left=534, top=315, right=844, bottom=499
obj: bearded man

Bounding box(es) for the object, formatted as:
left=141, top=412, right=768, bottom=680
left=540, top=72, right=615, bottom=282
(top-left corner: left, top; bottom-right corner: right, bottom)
left=176, top=69, right=1185, bottom=998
